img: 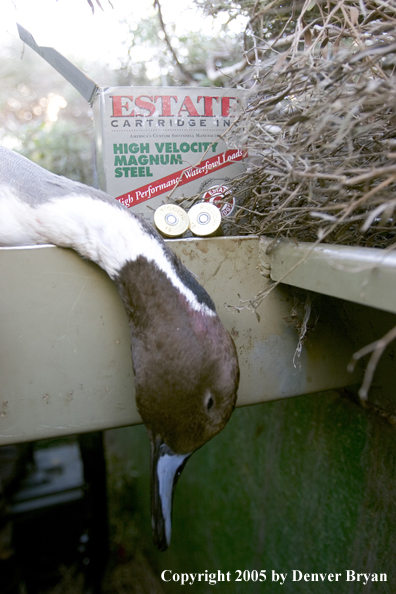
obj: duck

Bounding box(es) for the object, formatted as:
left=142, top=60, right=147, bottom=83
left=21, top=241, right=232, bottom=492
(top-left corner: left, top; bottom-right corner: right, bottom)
left=0, top=146, right=239, bottom=551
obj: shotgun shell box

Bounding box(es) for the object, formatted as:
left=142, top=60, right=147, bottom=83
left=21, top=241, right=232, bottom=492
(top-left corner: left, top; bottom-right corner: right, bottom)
left=17, top=25, right=247, bottom=225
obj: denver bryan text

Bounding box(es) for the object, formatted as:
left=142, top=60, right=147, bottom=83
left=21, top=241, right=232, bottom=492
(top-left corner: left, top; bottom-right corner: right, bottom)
left=291, top=570, right=387, bottom=584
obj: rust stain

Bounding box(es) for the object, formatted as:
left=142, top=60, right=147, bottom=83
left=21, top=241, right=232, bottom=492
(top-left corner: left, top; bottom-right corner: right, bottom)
left=1, top=401, right=8, bottom=418
left=195, top=242, right=209, bottom=254
left=181, top=246, right=198, bottom=260
left=230, top=327, right=240, bottom=340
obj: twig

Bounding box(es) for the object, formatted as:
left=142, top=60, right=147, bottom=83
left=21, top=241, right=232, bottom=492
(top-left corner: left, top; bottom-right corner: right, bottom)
left=348, top=324, right=396, bottom=400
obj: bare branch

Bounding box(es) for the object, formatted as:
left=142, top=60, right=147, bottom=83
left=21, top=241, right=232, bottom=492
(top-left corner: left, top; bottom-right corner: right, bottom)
left=86, top=0, right=113, bottom=13
left=348, top=325, right=396, bottom=400
left=154, top=0, right=197, bottom=85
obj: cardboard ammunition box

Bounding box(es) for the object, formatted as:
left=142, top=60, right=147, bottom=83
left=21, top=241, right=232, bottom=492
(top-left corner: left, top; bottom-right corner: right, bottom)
left=18, top=25, right=246, bottom=223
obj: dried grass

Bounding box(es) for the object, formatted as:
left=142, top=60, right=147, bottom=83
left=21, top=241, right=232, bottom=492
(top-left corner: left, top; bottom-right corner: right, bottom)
left=186, top=0, right=396, bottom=249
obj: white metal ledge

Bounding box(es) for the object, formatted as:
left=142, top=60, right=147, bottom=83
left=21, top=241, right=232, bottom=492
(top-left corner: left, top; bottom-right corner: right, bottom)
left=260, top=238, right=396, bottom=315
left=0, top=237, right=361, bottom=445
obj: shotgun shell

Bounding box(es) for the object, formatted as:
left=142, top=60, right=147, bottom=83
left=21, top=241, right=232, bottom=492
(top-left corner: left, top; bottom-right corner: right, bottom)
left=154, top=204, right=189, bottom=238
left=188, top=202, right=222, bottom=237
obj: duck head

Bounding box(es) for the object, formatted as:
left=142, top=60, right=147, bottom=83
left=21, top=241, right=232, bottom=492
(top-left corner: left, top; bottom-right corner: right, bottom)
left=115, top=251, right=239, bottom=551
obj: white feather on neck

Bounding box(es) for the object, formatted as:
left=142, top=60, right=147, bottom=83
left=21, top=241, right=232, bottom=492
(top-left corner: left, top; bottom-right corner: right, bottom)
left=0, top=187, right=214, bottom=316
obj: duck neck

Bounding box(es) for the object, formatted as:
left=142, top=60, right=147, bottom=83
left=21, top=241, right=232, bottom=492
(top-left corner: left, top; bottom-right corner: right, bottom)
left=1, top=191, right=216, bottom=317
left=114, top=255, right=217, bottom=339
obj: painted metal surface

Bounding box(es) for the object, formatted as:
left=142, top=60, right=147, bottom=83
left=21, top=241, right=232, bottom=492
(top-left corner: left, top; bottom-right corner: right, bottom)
left=261, top=237, right=396, bottom=314
left=106, top=391, right=396, bottom=592
left=0, top=237, right=361, bottom=445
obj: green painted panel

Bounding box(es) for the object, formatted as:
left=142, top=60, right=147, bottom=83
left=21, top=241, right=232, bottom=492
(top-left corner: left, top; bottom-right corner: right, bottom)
left=105, top=391, right=396, bottom=593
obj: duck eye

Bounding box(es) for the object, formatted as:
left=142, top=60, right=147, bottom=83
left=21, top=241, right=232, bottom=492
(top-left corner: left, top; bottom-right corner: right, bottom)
left=205, top=394, right=214, bottom=411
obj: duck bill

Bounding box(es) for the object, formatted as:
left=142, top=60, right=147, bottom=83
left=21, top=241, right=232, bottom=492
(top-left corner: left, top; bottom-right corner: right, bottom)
left=151, top=436, right=191, bottom=551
